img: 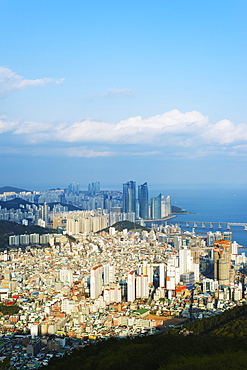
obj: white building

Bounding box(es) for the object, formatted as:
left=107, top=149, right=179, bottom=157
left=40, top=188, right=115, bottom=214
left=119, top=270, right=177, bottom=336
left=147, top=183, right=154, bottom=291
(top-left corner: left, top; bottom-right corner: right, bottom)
left=103, top=264, right=115, bottom=285
left=166, top=265, right=176, bottom=290
left=103, top=284, right=121, bottom=304
left=127, top=271, right=135, bottom=302
left=159, top=263, right=165, bottom=287
left=60, top=269, right=73, bottom=284
left=231, top=241, right=238, bottom=256
left=179, top=247, right=193, bottom=275
left=30, top=233, right=40, bottom=244
left=136, top=274, right=149, bottom=299
left=202, top=278, right=218, bottom=292
left=90, top=265, right=103, bottom=299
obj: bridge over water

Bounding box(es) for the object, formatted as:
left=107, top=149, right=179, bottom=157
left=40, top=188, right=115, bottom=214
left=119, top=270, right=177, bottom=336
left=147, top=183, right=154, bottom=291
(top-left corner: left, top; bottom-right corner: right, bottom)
left=165, top=221, right=247, bottom=230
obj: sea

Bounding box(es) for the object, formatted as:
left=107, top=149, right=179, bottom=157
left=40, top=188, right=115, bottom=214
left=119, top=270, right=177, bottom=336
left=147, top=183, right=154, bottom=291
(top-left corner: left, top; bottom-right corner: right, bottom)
left=148, top=184, right=247, bottom=255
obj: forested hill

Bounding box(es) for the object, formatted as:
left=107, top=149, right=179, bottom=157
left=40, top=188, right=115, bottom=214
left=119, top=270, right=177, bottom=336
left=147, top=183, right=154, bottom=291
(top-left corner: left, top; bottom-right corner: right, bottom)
left=0, top=220, right=53, bottom=235
left=99, top=220, right=151, bottom=233
left=43, top=304, right=247, bottom=370
left=171, top=205, right=191, bottom=214
left=0, top=198, right=33, bottom=210
left=0, top=221, right=54, bottom=250
left=183, top=302, right=247, bottom=337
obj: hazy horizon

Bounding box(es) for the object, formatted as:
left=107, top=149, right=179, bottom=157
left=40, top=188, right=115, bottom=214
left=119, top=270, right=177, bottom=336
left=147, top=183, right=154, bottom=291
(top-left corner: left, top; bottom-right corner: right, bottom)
left=0, top=182, right=246, bottom=194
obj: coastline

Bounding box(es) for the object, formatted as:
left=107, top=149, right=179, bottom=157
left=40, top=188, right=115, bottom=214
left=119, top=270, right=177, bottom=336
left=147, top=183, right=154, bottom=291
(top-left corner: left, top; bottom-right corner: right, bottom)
left=162, top=215, right=177, bottom=220
left=171, top=212, right=194, bottom=215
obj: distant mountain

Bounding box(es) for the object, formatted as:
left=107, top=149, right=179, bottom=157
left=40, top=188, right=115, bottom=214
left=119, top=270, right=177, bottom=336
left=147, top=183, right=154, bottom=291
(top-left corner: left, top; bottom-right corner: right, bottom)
left=0, top=186, right=29, bottom=194
left=0, top=198, right=80, bottom=211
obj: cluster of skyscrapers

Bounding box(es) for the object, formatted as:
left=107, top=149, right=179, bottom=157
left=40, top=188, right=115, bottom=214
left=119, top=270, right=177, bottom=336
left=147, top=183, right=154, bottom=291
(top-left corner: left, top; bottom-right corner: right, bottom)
left=0, top=181, right=171, bottom=232
left=123, top=181, right=171, bottom=220
left=87, top=182, right=100, bottom=197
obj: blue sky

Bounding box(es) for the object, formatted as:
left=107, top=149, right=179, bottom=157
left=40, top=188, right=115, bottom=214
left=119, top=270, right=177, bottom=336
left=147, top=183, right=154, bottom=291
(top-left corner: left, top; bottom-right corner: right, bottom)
left=0, top=0, right=247, bottom=190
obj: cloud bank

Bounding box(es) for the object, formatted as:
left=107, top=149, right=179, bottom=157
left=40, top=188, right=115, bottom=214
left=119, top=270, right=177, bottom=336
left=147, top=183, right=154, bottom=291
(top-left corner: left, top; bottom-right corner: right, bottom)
left=52, top=110, right=208, bottom=144
left=1, top=109, right=247, bottom=157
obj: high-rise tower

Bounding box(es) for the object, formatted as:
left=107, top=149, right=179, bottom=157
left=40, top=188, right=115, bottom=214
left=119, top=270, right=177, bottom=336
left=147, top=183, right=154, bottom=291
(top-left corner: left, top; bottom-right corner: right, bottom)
left=151, top=193, right=161, bottom=219
left=90, top=265, right=103, bottom=299
left=161, top=195, right=171, bottom=217
left=138, top=182, right=149, bottom=219
left=41, top=202, right=49, bottom=225
left=127, top=271, right=136, bottom=302
left=123, top=181, right=136, bottom=214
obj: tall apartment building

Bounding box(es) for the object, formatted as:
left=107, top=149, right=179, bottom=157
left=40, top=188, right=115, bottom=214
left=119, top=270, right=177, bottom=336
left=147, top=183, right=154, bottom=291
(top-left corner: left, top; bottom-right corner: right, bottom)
left=103, top=284, right=121, bottom=304
left=159, top=263, right=166, bottom=288
left=136, top=274, right=149, bottom=299
left=151, top=193, right=161, bottom=219
left=41, top=203, right=49, bottom=225
left=161, top=195, right=171, bottom=217
left=123, top=181, right=136, bottom=215
left=88, top=182, right=100, bottom=196
left=103, top=264, right=115, bottom=284
left=138, top=182, right=149, bottom=220
left=67, top=182, right=80, bottom=195
left=179, top=246, right=193, bottom=275
left=90, top=265, right=103, bottom=299
left=213, top=243, right=231, bottom=286
left=127, top=271, right=136, bottom=302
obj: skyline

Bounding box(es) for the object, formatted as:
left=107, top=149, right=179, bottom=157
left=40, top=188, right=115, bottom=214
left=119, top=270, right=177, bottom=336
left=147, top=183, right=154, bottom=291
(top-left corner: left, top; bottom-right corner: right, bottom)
left=1, top=1, right=247, bottom=187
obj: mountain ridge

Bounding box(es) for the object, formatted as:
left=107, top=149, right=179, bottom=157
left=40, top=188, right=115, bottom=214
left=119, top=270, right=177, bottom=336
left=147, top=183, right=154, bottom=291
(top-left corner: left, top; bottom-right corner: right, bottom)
left=0, top=186, right=30, bottom=194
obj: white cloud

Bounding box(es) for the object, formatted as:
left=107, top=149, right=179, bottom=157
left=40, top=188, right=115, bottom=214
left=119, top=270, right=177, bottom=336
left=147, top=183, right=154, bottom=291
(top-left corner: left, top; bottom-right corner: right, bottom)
left=0, top=67, right=64, bottom=95
left=65, top=147, right=113, bottom=157
left=0, top=119, right=18, bottom=133
left=233, top=144, right=247, bottom=151
left=88, top=87, right=135, bottom=101
left=0, top=144, right=113, bottom=158
left=2, top=109, right=247, bottom=157
left=201, top=119, right=247, bottom=144
left=125, top=151, right=161, bottom=156
left=55, top=78, right=65, bottom=84
left=13, top=121, right=52, bottom=135
left=103, top=87, right=135, bottom=97
left=53, top=109, right=208, bottom=144
left=228, top=144, right=247, bottom=157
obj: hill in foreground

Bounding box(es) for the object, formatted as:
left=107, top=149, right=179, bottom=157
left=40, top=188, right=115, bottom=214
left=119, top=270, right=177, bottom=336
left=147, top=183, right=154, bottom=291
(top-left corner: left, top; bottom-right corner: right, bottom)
left=42, top=304, right=247, bottom=370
